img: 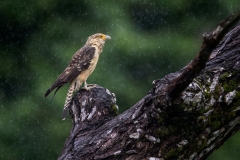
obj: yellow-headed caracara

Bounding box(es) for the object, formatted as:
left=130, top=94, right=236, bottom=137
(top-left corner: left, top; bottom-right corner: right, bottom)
left=44, top=33, right=111, bottom=120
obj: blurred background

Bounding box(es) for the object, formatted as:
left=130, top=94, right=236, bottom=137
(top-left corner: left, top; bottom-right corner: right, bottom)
left=0, top=0, right=240, bottom=159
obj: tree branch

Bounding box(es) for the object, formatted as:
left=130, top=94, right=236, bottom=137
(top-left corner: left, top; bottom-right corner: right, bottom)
left=58, top=10, right=240, bottom=160
left=158, top=9, right=240, bottom=101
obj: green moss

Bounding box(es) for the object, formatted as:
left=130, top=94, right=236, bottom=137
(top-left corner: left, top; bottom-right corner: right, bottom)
left=198, top=138, right=207, bottom=150
left=232, top=70, right=238, bottom=76
left=209, top=121, right=221, bottom=130
left=111, top=104, right=119, bottom=115
left=204, top=91, right=211, bottom=100
left=226, top=111, right=236, bottom=121
left=164, top=148, right=177, bottom=159
left=235, top=91, right=240, bottom=99
left=156, top=127, right=169, bottom=138
left=197, top=116, right=204, bottom=123
left=202, top=138, right=207, bottom=147
left=197, top=121, right=207, bottom=131
left=164, top=146, right=185, bottom=159
left=231, top=92, right=240, bottom=110
left=192, top=102, right=198, bottom=108
left=219, top=72, right=229, bottom=81
left=177, top=146, right=184, bottom=153
left=168, top=125, right=177, bottom=133
left=197, top=108, right=206, bottom=115
left=223, top=80, right=237, bottom=92
left=213, top=85, right=220, bottom=99
left=194, top=79, right=202, bottom=89
left=208, top=110, right=222, bottom=130
left=179, top=103, right=187, bottom=110
left=156, top=124, right=177, bottom=137
left=204, top=76, right=211, bottom=86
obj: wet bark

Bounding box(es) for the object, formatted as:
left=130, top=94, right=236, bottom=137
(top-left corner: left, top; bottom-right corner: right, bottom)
left=58, top=11, right=240, bottom=160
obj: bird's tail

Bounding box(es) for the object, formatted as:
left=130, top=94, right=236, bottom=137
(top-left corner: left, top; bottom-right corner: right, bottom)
left=45, top=80, right=64, bottom=97
left=45, top=88, right=53, bottom=97
left=62, top=84, right=75, bottom=120
left=45, top=84, right=57, bottom=97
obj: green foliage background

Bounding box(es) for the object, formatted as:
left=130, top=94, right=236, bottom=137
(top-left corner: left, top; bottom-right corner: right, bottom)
left=0, top=0, right=240, bottom=159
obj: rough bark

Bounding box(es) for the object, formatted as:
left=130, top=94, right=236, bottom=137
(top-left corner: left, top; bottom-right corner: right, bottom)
left=58, top=10, right=240, bottom=160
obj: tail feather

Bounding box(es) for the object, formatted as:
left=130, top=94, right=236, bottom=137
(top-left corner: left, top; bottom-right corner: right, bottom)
left=45, top=88, right=52, bottom=97
left=45, top=80, right=66, bottom=97
left=51, top=86, right=62, bottom=100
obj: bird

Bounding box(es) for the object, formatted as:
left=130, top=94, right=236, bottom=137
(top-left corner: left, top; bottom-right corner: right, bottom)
left=44, top=33, right=111, bottom=120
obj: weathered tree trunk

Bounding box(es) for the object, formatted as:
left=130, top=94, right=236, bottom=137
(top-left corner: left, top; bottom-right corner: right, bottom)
left=58, top=11, right=240, bottom=160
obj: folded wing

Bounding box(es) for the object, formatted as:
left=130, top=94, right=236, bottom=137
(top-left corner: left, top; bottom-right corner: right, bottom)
left=44, top=46, right=96, bottom=97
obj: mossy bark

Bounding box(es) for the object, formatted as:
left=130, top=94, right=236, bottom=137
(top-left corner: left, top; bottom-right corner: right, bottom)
left=58, top=15, right=240, bottom=160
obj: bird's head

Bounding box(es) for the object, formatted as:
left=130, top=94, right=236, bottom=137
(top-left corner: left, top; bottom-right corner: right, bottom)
left=86, top=33, right=111, bottom=46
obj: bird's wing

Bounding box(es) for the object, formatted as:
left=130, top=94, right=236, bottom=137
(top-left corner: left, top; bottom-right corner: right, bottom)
left=44, top=46, right=96, bottom=97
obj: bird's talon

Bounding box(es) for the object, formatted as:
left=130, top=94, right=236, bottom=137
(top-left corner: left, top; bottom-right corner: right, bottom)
left=81, top=84, right=98, bottom=90
left=87, top=84, right=98, bottom=87
left=81, top=87, right=90, bottom=90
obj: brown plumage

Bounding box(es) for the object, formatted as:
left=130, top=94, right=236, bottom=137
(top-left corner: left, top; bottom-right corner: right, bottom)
left=45, top=33, right=111, bottom=119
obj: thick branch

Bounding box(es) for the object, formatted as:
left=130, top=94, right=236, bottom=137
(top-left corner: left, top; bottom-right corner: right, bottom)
left=166, top=9, right=240, bottom=100
left=58, top=11, right=240, bottom=160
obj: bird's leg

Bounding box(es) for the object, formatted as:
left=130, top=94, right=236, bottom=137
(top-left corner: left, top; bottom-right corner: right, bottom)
left=62, top=84, right=75, bottom=120
left=82, top=81, right=98, bottom=90
left=82, top=81, right=89, bottom=90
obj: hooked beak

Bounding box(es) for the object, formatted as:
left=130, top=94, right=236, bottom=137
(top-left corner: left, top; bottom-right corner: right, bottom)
left=105, top=35, right=111, bottom=40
